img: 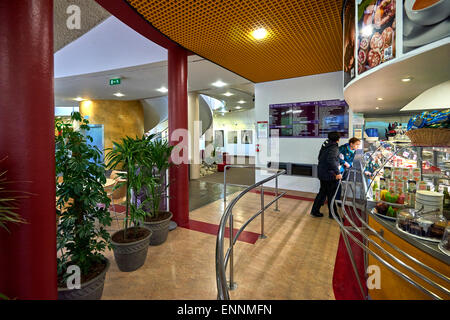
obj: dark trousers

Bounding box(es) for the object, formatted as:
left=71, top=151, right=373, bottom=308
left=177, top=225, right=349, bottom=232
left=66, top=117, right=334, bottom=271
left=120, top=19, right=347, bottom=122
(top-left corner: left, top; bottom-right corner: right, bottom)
left=311, top=179, right=339, bottom=216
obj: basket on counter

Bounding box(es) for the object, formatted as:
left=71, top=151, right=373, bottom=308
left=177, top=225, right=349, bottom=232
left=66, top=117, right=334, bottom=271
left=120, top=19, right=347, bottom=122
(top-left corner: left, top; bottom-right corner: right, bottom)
left=406, top=128, right=450, bottom=147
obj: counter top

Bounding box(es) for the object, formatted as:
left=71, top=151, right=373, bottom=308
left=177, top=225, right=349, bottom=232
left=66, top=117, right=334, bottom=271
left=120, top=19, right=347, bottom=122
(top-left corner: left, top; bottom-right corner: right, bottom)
left=367, top=208, right=450, bottom=265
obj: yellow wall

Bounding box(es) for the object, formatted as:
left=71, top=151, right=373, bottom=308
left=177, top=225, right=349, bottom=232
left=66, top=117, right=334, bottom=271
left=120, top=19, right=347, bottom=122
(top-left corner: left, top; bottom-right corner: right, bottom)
left=79, top=99, right=144, bottom=153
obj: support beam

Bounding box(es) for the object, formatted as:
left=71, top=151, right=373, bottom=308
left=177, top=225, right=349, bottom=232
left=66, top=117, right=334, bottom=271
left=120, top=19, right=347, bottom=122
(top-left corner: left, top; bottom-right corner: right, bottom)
left=168, top=46, right=189, bottom=227
left=0, top=0, right=56, bottom=299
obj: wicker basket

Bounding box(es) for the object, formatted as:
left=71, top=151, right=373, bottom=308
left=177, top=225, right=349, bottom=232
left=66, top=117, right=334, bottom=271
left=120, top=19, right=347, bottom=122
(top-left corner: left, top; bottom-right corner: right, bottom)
left=406, top=128, right=450, bottom=147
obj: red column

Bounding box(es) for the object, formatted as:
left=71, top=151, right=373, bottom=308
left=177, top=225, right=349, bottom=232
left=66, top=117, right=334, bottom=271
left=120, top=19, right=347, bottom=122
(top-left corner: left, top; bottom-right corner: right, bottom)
left=0, top=0, right=56, bottom=299
left=168, top=46, right=189, bottom=227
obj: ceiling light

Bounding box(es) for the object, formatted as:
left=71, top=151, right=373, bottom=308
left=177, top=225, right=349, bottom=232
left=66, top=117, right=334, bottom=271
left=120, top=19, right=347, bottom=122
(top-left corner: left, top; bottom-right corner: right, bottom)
left=238, top=100, right=246, bottom=104
left=376, top=97, right=383, bottom=101
left=235, top=106, right=242, bottom=109
left=251, top=28, right=268, bottom=40
left=74, top=97, right=85, bottom=102
left=114, top=92, right=125, bottom=97
left=212, top=80, right=227, bottom=87
left=223, top=92, right=234, bottom=97
left=376, top=107, right=380, bottom=110
left=401, top=77, right=413, bottom=82
left=157, top=86, right=168, bottom=93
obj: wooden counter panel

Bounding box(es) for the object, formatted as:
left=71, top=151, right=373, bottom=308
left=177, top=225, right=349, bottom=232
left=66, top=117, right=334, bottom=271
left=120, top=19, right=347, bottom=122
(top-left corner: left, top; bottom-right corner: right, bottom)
left=368, top=216, right=450, bottom=300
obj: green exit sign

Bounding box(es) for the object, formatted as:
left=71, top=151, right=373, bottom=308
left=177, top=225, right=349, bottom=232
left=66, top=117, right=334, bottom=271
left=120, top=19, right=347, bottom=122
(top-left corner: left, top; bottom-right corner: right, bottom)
left=109, top=78, right=121, bottom=85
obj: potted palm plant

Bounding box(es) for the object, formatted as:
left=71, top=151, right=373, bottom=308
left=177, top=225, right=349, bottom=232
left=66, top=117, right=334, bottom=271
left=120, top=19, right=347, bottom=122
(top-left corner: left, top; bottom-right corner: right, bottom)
left=142, top=138, right=174, bottom=246
left=0, top=156, right=27, bottom=300
left=55, top=112, right=112, bottom=300
left=105, top=135, right=155, bottom=272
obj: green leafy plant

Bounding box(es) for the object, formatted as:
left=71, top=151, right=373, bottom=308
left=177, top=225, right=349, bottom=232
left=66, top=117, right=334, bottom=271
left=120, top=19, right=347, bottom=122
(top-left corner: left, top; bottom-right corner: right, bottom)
left=55, top=112, right=112, bottom=285
left=105, top=134, right=157, bottom=239
left=0, top=158, right=27, bottom=232
left=145, top=139, right=174, bottom=219
left=0, top=157, right=27, bottom=300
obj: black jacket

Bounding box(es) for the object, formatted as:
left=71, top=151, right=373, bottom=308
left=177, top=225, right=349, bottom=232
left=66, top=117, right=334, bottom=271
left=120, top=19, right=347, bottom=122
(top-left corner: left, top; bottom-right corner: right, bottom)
left=317, top=139, right=340, bottom=181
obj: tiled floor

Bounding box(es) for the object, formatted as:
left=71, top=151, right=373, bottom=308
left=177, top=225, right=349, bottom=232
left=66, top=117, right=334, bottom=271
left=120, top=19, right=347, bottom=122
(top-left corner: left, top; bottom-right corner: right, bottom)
left=101, top=189, right=341, bottom=300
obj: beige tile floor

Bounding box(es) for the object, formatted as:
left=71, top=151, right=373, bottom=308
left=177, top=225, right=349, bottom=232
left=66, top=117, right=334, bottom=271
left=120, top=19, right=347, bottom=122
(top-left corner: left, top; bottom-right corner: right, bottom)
left=102, top=191, right=341, bottom=300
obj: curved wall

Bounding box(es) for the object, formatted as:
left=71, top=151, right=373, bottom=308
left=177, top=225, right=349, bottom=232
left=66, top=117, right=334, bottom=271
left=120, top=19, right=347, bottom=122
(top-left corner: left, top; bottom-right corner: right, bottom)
left=79, top=99, right=144, bottom=152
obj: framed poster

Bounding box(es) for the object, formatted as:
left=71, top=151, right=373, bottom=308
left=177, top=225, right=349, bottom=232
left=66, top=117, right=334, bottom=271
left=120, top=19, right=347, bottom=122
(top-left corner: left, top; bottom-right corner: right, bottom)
left=227, top=131, right=238, bottom=144
left=403, top=0, right=450, bottom=53
left=214, top=130, right=224, bottom=147
left=241, top=130, right=253, bottom=144
left=343, top=0, right=356, bottom=86
left=357, top=0, right=396, bottom=75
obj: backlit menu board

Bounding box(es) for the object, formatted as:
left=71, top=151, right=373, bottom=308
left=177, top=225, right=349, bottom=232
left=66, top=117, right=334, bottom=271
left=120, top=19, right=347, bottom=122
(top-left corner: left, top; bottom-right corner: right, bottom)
left=269, top=100, right=348, bottom=138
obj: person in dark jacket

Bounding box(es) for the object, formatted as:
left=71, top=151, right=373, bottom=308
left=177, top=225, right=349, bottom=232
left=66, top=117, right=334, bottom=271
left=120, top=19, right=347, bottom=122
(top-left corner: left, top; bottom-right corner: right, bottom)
left=310, top=132, right=342, bottom=219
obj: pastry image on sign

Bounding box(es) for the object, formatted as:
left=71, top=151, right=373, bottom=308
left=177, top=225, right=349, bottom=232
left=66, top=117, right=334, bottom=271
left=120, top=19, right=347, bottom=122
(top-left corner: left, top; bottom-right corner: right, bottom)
left=357, top=0, right=397, bottom=75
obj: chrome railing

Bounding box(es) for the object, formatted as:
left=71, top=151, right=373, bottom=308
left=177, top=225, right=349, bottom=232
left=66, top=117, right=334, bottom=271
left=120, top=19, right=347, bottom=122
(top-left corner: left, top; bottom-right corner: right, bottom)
left=330, top=163, right=450, bottom=300
left=216, top=167, right=286, bottom=300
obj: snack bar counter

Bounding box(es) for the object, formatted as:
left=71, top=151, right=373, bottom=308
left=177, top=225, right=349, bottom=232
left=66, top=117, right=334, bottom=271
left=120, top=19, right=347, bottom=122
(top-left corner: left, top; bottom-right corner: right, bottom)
left=335, top=140, right=450, bottom=300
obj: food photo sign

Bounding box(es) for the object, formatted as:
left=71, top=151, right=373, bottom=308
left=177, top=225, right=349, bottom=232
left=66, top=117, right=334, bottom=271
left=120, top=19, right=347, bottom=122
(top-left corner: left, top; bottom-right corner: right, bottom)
left=357, top=0, right=397, bottom=75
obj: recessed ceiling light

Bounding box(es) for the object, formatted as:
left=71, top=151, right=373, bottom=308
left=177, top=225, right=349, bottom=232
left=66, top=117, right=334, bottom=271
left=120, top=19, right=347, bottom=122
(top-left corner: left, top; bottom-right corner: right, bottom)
left=74, top=97, right=85, bottom=102
left=238, top=100, right=246, bottom=104
left=376, top=97, right=383, bottom=101
left=212, top=80, right=227, bottom=87
left=157, top=86, right=168, bottom=93
left=251, top=28, right=268, bottom=40
left=235, top=106, right=242, bottom=109
left=114, top=92, right=125, bottom=97
left=401, top=77, right=413, bottom=82
left=223, top=92, right=234, bottom=97
left=376, top=107, right=380, bottom=110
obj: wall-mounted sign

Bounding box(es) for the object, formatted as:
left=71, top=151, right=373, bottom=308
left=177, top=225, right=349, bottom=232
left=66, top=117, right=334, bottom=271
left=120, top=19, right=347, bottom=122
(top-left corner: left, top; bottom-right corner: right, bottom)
left=357, top=0, right=397, bottom=75
left=269, top=100, right=349, bottom=138
left=109, top=78, right=121, bottom=86
left=257, top=121, right=268, bottom=139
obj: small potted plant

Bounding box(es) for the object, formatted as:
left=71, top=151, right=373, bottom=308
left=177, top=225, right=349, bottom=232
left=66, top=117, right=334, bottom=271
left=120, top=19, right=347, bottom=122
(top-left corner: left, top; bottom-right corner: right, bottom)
left=142, top=138, right=174, bottom=246
left=55, top=112, right=112, bottom=300
left=105, top=135, right=154, bottom=272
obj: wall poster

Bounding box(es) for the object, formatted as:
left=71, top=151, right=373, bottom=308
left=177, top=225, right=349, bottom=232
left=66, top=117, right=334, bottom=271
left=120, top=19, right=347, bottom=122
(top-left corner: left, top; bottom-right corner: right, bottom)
left=257, top=121, right=269, bottom=139
left=227, top=131, right=238, bottom=144
left=241, top=130, right=253, bottom=144
left=214, top=130, right=224, bottom=147
left=269, top=100, right=349, bottom=138
left=403, top=0, right=450, bottom=53
left=344, top=0, right=356, bottom=86
left=357, top=0, right=396, bottom=75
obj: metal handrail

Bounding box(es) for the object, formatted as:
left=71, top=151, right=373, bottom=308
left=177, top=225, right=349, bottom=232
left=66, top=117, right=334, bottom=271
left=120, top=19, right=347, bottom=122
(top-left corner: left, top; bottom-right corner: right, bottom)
left=330, top=164, right=450, bottom=300
left=216, top=167, right=286, bottom=300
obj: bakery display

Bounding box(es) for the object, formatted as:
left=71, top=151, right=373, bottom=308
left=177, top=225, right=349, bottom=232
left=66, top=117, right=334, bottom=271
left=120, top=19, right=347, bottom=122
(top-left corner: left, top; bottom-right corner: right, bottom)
left=396, top=210, right=448, bottom=241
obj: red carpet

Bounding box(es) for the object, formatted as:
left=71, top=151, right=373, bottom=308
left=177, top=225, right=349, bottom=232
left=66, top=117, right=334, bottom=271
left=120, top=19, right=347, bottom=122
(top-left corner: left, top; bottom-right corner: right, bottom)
left=332, top=206, right=368, bottom=300
left=250, top=189, right=315, bottom=202
left=181, top=219, right=260, bottom=244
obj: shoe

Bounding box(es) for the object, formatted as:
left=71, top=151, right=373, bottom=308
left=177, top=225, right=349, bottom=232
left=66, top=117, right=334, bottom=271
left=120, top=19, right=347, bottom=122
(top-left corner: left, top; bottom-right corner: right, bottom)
left=310, top=212, right=323, bottom=218
left=329, top=214, right=342, bottom=222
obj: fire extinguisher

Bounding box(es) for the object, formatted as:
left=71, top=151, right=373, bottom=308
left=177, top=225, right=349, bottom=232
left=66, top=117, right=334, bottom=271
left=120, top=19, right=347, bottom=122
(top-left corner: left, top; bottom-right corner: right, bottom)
left=256, top=144, right=260, bottom=152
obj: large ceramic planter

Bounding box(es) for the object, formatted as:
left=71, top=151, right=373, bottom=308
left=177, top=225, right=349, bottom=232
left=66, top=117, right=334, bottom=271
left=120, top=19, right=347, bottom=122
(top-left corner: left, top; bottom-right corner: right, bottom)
left=58, top=258, right=110, bottom=300
left=111, top=227, right=152, bottom=272
left=143, top=211, right=173, bottom=246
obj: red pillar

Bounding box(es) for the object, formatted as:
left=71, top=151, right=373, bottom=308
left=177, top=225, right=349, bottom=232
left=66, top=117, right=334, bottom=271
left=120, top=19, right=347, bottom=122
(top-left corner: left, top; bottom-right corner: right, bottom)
left=168, top=46, right=189, bottom=227
left=0, top=0, right=56, bottom=299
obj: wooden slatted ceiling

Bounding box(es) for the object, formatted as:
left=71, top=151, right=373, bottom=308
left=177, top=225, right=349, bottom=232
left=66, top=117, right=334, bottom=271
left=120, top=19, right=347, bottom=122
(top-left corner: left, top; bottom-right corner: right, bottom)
left=126, top=0, right=343, bottom=83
